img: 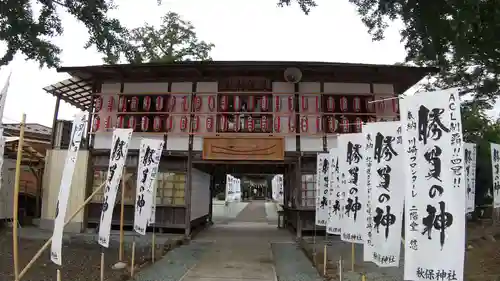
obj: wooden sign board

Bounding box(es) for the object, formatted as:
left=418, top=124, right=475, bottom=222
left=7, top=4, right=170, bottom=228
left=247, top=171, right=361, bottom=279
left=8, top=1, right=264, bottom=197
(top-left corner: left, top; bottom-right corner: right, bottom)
left=202, top=136, right=284, bottom=161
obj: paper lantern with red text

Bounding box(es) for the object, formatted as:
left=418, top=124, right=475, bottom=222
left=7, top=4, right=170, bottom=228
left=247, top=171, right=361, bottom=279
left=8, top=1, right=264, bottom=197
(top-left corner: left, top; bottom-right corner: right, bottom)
left=340, top=97, right=348, bottom=112
left=191, top=116, right=200, bottom=132
left=128, top=116, right=137, bottom=129
left=107, top=96, right=114, bottom=112
left=141, top=116, right=149, bottom=131
left=104, top=116, right=112, bottom=129
left=300, top=116, right=308, bottom=133
left=247, top=116, right=255, bottom=132
left=340, top=118, right=349, bottom=133
left=365, top=97, right=375, bottom=113
left=261, top=96, right=269, bottom=111
left=274, top=116, right=281, bottom=132
left=153, top=116, right=162, bottom=131
left=182, top=96, right=189, bottom=112
left=208, top=96, right=216, bottom=112
left=301, top=96, right=308, bottom=112
left=316, top=116, right=322, bottom=132
left=220, top=115, right=228, bottom=131
left=353, top=97, right=361, bottom=112
left=289, top=117, right=296, bottom=133
left=194, top=96, right=202, bottom=112
left=315, top=96, right=320, bottom=112
left=92, top=116, right=100, bottom=131
left=274, top=96, right=281, bottom=112
left=326, top=96, right=335, bottom=112
left=94, top=96, right=103, bottom=112
left=234, top=96, right=241, bottom=111
left=180, top=116, right=188, bottom=131
left=392, top=99, right=399, bottom=113
left=206, top=116, right=214, bottom=132
left=143, top=96, right=151, bottom=111
left=165, top=116, right=174, bottom=131
left=288, top=96, right=294, bottom=112
left=354, top=117, right=363, bottom=132
left=116, top=116, right=125, bottom=128
left=118, top=96, right=126, bottom=112
left=327, top=116, right=338, bottom=133
left=168, top=96, right=176, bottom=111
left=220, top=95, right=228, bottom=111
left=130, top=96, right=139, bottom=111
left=261, top=116, right=269, bottom=132
left=155, top=96, right=164, bottom=111
left=248, top=96, right=255, bottom=111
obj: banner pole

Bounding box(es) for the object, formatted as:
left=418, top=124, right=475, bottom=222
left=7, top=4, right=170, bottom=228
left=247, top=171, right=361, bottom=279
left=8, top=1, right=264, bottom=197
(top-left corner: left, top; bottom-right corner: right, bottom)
left=18, top=182, right=106, bottom=280
left=119, top=179, right=125, bottom=261
left=351, top=242, right=355, bottom=272
left=12, top=113, right=26, bottom=281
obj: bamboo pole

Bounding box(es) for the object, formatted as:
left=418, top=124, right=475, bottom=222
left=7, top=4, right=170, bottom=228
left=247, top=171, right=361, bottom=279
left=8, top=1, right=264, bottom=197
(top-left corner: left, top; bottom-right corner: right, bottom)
left=100, top=252, right=105, bottom=281
left=13, top=113, right=26, bottom=281
left=56, top=269, right=61, bottom=281
left=351, top=242, right=355, bottom=272
left=130, top=241, right=136, bottom=277
left=323, top=244, right=327, bottom=276
left=18, top=181, right=106, bottom=280
left=119, top=179, right=125, bottom=261
left=151, top=230, right=156, bottom=262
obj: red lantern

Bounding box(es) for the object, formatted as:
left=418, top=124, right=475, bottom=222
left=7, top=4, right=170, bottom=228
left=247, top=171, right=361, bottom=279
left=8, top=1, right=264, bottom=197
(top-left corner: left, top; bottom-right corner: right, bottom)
left=118, top=96, right=126, bottom=112
left=92, top=116, right=100, bottom=131
left=153, top=116, right=162, bottom=131
left=165, top=116, right=173, bottom=131
left=107, top=96, right=114, bottom=112
left=353, top=97, right=361, bottom=113
left=274, top=96, right=281, bottom=112
left=247, top=116, right=255, bottom=132
left=182, top=96, right=189, bottom=112
left=316, top=116, right=322, bottom=132
left=326, top=96, right=335, bottom=112
left=143, top=96, right=151, bottom=111
left=141, top=116, right=149, bottom=131
left=128, top=116, right=136, bottom=129
left=168, top=96, right=176, bottom=111
left=301, top=96, right=308, bottom=111
left=180, top=116, right=188, bottom=131
left=220, top=95, right=228, bottom=111
left=300, top=116, right=308, bottom=133
left=206, top=116, right=214, bottom=132
left=288, top=96, right=294, bottom=112
left=355, top=117, right=363, bottom=132
left=130, top=96, right=139, bottom=111
left=191, top=116, right=200, bottom=132
left=261, top=96, right=269, bottom=111
left=235, top=115, right=241, bottom=132
left=234, top=96, right=241, bottom=111
left=274, top=116, right=281, bottom=132
left=340, top=118, right=349, bottom=133
left=155, top=96, right=164, bottom=111
left=94, top=96, right=103, bottom=112
left=392, top=99, right=399, bottom=113
left=327, top=116, right=338, bottom=133
left=378, top=99, right=386, bottom=112
left=315, top=96, right=320, bottom=112
left=261, top=116, right=269, bottom=132
left=288, top=117, right=295, bottom=132
left=194, top=96, right=202, bottom=112
left=116, top=116, right=125, bottom=128
left=104, top=116, right=112, bottom=129
left=248, top=96, right=255, bottom=111
left=208, top=96, right=216, bottom=112
left=220, top=115, right=228, bottom=131
left=340, top=96, right=348, bottom=112
left=365, top=97, right=375, bottom=113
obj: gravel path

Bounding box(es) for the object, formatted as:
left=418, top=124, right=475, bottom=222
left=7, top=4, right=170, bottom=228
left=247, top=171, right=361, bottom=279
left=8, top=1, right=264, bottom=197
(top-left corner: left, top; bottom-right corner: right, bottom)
left=272, top=242, right=323, bottom=281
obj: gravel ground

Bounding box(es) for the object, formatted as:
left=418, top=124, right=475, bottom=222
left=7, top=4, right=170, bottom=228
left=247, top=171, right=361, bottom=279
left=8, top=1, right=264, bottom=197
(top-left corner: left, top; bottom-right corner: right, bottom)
left=272, top=242, right=322, bottom=281
left=0, top=228, right=183, bottom=281
left=300, top=224, right=500, bottom=281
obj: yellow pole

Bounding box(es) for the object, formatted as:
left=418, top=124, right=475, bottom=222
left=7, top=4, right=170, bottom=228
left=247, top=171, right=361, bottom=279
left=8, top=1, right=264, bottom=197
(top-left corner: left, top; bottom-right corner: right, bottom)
left=100, top=252, right=105, bottom=281
left=12, top=113, right=26, bottom=281
left=323, top=244, right=327, bottom=276
left=56, top=269, right=61, bottom=281
left=362, top=274, right=366, bottom=281
left=131, top=241, right=136, bottom=277
left=152, top=231, right=156, bottom=262
left=119, top=179, right=125, bottom=261
left=18, top=182, right=106, bottom=280
left=351, top=242, right=355, bottom=272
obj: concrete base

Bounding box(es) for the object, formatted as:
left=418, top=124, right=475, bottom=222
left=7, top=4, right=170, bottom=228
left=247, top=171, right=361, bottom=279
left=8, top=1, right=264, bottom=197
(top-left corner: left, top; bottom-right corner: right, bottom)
left=38, top=218, right=83, bottom=233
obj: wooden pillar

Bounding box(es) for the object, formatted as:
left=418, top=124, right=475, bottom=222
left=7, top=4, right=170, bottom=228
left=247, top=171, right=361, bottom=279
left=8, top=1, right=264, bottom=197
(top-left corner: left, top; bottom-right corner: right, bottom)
left=295, top=159, right=303, bottom=239
left=184, top=83, right=196, bottom=238
left=208, top=167, right=215, bottom=224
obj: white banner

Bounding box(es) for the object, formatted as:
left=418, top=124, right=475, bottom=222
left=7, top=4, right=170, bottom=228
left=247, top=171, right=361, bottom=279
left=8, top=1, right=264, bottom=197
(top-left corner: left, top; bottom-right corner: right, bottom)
left=490, top=142, right=500, bottom=208
left=402, top=89, right=465, bottom=281
left=134, top=138, right=164, bottom=235
left=339, top=133, right=366, bottom=243
left=0, top=72, right=11, bottom=192
left=316, top=153, right=330, bottom=226
left=465, top=143, right=477, bottom=213
left=226, top=175, right=234, bottom=203
left=50, top=114, right=87, bottom=265
left=363, top=123, right=375, bottom=262
left=274, top=175, right=284, bottom=204
left=98, top=129, right=133, bottom=247
left=364, top=121, right=404, bottom=267
left=327, top=151, right=342, bottom=235
left=149, top=178, right=158, bottom=224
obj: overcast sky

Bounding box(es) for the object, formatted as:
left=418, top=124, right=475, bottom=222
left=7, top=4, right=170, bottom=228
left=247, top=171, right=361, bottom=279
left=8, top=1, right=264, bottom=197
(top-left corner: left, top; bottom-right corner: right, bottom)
left=0, top=0, right=412, bottom=127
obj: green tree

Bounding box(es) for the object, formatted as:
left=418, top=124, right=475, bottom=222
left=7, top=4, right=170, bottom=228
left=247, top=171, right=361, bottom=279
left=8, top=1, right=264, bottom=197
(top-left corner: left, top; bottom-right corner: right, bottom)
left=106, top=12, right=214, bottom=64
left=0, top=0, right=138, bottom=68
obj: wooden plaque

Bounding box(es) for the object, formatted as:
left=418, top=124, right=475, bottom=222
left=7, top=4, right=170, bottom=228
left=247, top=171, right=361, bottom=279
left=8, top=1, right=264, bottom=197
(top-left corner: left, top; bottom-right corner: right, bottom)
left=202, top=136, right=284, bottom=161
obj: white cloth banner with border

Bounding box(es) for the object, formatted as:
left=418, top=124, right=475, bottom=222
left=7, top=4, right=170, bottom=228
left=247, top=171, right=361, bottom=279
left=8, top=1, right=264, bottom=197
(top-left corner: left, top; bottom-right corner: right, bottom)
left=149, top=178, right=158, bottom=224
left=490, top=142, right=500, bottom=208
left=98, top=129, right=133, bottom=247
left=362, top=123, right=375, bottom=262
left=50, top=114, right=87, bottom=265
left=364, top=121, right=404, bottom=267
left=402, top=89, right=465, bottom=281
left=327, top=150, right=342, bottom=235
left=316, top=153, right=330, bottom=226
left=226, top=175, right=234, bottom=203
left=0, top=72, right=11, bottom=193
left=339, top=133, right=366, bottom=244
left=464, top=143, right=477, bottom=213
left=134, top=138, right=164, bottom=235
